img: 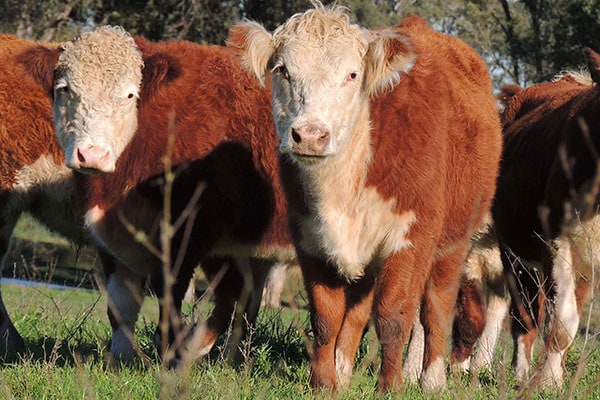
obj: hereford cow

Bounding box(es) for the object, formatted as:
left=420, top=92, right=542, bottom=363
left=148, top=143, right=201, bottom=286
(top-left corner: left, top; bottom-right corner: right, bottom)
left=493, top=52, right=600, bottom=389
left=228, top=4, right=502, bottom=392
left=28, top=26, right=295, bottom=365
left=0, top=34, right=99, bottom=352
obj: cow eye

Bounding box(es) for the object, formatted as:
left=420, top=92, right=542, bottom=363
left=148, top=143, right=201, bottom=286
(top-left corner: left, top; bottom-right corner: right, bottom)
left=127, top=93, right=134, bottom=99
left=349, top=72, right=357, bottom=80
left=55, top=82, right=69, bottom=95
left=275, top=65, right=290, bottom=81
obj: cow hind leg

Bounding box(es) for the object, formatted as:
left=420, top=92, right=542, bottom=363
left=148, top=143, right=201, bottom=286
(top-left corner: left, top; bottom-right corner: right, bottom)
left=224, top=257, right=272, bottom=363
left=469, top=290, right=509, bottom=373
left=261, top=261, right=289, bottom=309
left=180, top=256, right=269, bottom=365
left=539, top=239, right=581, bottom=388
left=500, top=244, right=547, bottom=386
left=450, top=277, right=486, bottom=372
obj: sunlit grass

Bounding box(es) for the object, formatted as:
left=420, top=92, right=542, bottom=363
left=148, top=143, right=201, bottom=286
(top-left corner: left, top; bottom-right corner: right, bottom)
left=0, top=215, right=598, bottom=399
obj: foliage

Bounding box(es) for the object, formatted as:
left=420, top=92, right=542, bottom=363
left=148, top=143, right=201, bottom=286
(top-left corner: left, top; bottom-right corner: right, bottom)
left=1, top=0, right=599, bottom=86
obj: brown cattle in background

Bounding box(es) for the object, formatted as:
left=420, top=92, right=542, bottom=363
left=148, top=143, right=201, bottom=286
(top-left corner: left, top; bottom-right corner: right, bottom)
left=229, top=4, right=502, bottom=392
left=493, top=51, right=600, bottom=388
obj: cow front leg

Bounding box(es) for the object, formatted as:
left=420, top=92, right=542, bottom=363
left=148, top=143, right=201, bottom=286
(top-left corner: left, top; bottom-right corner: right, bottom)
left=299, top=254, right=346, bottom=391
left=374, top=250, right=423, bottom=393
left=403, top=313, right=424, bottom=384
left=105, top=263, right=146, bottom=364
left=0, top=208, right=25, bottom=352
left=420, top=247, right=468, bottom=391
left=334, top=270, right=375, bottom=387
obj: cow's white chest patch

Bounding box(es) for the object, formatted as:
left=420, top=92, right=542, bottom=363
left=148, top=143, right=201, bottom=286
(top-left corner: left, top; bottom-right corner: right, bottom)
left=13, top=155, right=72, bottom=194
left=299, top=184, right=416, bottom=281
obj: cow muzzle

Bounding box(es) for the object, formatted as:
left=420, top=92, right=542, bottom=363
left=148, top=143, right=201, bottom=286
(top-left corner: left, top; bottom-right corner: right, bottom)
left=68, top=145, right=115, bottom=173
left=289, top=124, right=331, bottom=158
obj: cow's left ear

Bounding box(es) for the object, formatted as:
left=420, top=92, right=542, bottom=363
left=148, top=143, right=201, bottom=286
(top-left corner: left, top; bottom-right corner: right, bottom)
left=363, top=29, right=415, bottom=97
left=132, top=36, right=180, bottom=100
left=140, top=52, right=181, bottom=100
left=584, top=47, right=600, bottom=84
left=16, top=45, right=61, bottom=97
left=227, top=21, right=276, bottom=86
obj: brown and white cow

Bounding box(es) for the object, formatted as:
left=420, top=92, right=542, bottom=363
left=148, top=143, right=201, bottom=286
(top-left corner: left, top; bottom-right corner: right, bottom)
left=0, top=34, right=100, bottom=352
left=229, top=4, right=502, bottom=392
left=493, top=52, right=600, bottom=388
left=29, top=26, right=295, bottom=364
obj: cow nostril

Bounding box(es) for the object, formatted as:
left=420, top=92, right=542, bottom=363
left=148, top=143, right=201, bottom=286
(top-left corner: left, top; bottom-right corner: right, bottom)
left=77, top=148, right=86, bottom=163
left=291, top=129, right=301, bottom=143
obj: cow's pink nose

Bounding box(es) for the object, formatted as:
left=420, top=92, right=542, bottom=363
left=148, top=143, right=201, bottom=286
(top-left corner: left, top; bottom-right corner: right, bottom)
left=290, top=124, right=330, bottom=156
left=76, top=145, right=111, bottom=172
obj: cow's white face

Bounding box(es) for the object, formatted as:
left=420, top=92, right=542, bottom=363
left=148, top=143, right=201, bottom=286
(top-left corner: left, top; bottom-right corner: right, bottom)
left=270, top=27, right=367, bottom=163
left=53, top=26, right=143, bottom=174
left=228, top=7, right=415, bottom=167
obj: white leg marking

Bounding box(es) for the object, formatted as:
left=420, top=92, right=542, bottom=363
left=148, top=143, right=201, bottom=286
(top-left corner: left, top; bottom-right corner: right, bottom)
left=540, top=351, right=565, bottom=388
left=420, top=357, right=446, bottom=391
left=451, top=356, right=471, bottom=374
left=514, top=336, right=531, bottom=384
left=471, top=293, right=509, bottom=372
left=539, top=238, right=578, bottom=388
left=335, top=348, right=353, bottom=387
left=183, top=322, right=216, bottom=362
left=403, top=313, right=424, bottom=383
left=107, top=272, right=144, bottom=363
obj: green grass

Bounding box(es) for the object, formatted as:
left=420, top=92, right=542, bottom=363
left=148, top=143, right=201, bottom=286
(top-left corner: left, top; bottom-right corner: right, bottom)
left=1, top=215, right=599, bottom=399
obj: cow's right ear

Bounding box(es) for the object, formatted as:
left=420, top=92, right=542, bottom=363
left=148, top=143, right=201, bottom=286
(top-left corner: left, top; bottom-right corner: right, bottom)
left=227, top=21, right=276, bottom=86
left=584, top=47, right=600, bottom=84
left=16, top=45, right=60, bottom=97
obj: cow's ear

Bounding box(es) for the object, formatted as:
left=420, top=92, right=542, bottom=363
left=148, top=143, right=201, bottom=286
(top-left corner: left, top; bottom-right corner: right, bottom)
left=140, top=52, right=180, bottom=100
left=498, top=84, right=522, bottom=106
left=363, top=29, right=415, bottom=97
left=584, top=47, right=600, bottom=84
left=227, top=21, right=275, bottom=86
left=16, top=45, right=60, bottom=97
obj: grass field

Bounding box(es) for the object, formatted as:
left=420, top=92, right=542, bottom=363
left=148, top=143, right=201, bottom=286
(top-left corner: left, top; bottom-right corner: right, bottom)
left=0, top=214, right=598, bottom=399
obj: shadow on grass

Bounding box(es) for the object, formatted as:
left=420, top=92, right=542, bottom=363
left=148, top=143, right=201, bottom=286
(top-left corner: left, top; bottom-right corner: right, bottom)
left=4, top=237, right=101, bottom=291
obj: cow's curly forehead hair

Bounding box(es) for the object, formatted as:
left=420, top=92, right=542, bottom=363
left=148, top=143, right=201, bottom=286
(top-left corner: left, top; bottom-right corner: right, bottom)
left=272, top=4, right=368, bottom=57
left=56, top=25, right=143, bottom=89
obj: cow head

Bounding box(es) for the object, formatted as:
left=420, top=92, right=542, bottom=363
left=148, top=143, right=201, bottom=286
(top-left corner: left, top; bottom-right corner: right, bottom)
left=228, top=3, right=415, bottom=164
left=51, top=26, right=143, bottom=173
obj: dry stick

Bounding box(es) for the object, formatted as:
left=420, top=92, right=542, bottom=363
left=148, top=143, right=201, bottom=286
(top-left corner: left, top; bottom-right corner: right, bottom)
left=159, top=129, right=175, bottom=368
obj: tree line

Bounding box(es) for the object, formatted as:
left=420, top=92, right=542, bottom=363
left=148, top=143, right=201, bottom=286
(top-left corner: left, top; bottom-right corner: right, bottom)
left=1, top=0, right=599, bottom=87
